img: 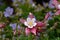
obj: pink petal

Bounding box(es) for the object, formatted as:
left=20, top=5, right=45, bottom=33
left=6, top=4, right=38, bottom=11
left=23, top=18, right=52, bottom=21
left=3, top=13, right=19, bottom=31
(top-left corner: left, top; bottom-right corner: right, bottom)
left=53, top=0, right=60, bottom=9
left=31, top=28, right=36, bottom=35
left=0, top=24, right=3, bottom=28
left=25, top=28, right=30, bottom=35
left=13, top=30, right=16, bottom=35
left=53, top=0, right=58, bottom=5
left=0, top=23, right=5, bottom=28
left=37, top=22, right=45, bottom=27
left=20, top=18, right=26, bottom=24
left=55, top=4, right=60, bottom=9
left=45, top=13, right=50, bottom=20
left=28, top=12, right=35, bottom=18
left=55, top=10, right=60, bottom=15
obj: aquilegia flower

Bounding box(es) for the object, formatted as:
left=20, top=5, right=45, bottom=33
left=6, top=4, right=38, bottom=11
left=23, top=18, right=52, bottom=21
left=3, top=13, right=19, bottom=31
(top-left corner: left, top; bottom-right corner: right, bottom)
left=10, top=23, right=20, bottom=30
left=4, top=7, right=13, bottom=17
left=20, top=12, right=37, bottom=35
left=36, top=21, right=47, bottom=32
left=10, top=23, right=20, bottom=35
left=20, top=12, right=48, bottom=35
left=48, top=0, right=55, bottom=8
left=45, top=11, right=53, bottom=20
left=53, top=0, right=60, bottom=9
left=0, top=23, right=5, bottom=29
left=10, top=23, right=17, bottom=30
left=24, top=16, right=37, bottom=28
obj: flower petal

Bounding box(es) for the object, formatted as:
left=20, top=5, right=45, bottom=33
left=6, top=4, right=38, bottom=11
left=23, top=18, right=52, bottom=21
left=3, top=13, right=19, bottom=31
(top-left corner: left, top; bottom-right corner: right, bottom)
left=27, top=17, right=31, bottom=22
left=24, top=22, right=28, bottom=26
left=0, top=23, right=5, bottom=28
left=28, top=12, right=35, bottom=18
left=57, top=4, right=60, bottom=9
left=37, top=22, right=45, bottom=27
left=10, top=23, right=17, bottom=30
left=25, top=28, right=30, bottom=35
left=45, top=13, right=50, bottom=20
left=33, top=23, right=37, bottom=27
left=31, top=28, right=36, bottom=35
left=28, top=26, right=33, bottom=28
left=48, top=0, right=55, bottom=8
left=55, top=10, right=60, bottom=15
left=32, top=18, right=36, bottom=22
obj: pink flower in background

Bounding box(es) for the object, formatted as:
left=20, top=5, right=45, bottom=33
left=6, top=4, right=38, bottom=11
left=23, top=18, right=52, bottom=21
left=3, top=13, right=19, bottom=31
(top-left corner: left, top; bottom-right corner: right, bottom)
left=13, top=30, right=20, bottom=35
left=57, top=4, right=60, bottom=9
left=45, top=11, right=53, bottom=20
left=0, top=23, right=6, bottom=29
left=20, top=12, right=37, bottom=35
left=48, top=0, right=55, bottom=8
left=45, top=12, right=50, bottom=20
left=53, top=0, right=60, bottom=9
left=55, top=10, right=60, bottom=15
left=36, top=21, right=47, bottom=33
left=53, top=0, right=58, bottom=6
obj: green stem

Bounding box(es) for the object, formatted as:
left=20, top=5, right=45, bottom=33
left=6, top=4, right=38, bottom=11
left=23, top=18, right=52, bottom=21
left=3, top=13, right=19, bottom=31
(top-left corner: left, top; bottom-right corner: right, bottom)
left=16, top=23, right=19, bottom=40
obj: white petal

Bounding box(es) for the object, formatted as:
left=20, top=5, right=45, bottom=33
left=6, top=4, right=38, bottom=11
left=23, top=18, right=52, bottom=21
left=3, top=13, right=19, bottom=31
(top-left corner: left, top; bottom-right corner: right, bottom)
left=24, top=22, right=28, bottom=26
left=32, top=18, right=36, bottom=22
left=27, top=17, right=31, bottom=22
left=58, top=4, right=60, bottom=9
left=28, top=26, right=33, bottom=28
left=29, top=12, right=32, bottom=15
left=33, top=23, right=37, bottom=26
left=32, top=3, right=35, bottom=7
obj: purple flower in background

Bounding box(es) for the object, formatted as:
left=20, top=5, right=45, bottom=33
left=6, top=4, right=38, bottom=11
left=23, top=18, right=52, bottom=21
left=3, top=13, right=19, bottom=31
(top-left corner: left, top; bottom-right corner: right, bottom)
left=48, top=0, right=55, bottom=8
left=43, top=2, right=47, bottom=8
left=47, top=11, right=54, bottom=20
left=49, top=11, right=54, bottom=16
left=10, top=23, right=20, bottom=30
left=29, top=0, right=33, bottom=4
left=17, top=24, right=20, bottom=29
left=4, top=7, right=13, bottom=17
left=12, top=0, right=21, bottom=2
left=48, top=17, right=52, bottom=20
left=45, top=11, right=54, bottom=20
left=10, top=23, right=17, bottom=30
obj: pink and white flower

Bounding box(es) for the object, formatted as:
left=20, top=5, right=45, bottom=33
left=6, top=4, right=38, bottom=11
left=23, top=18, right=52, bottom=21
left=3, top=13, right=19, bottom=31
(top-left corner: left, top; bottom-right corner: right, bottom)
left=24, top=17, right=37, bottom=28
left=0, top=23, right=6, bottom=29
left=55, top=10, right=60, bottom=15
left=53, top=0, right=60, bottom=9
left=57, top=4, right=60, bottom=9
left=20, top=12, right=48, bottom=35
left=20, top=12, right=37, bottom=35
left=45, top=11, right=53, bottom=20
left=36, top=21, right=48, bottom=33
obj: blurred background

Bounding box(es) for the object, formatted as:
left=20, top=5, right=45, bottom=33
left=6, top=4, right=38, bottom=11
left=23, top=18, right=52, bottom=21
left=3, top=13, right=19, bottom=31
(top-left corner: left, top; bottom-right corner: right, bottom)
left=0, top=0, right=60, bottom=40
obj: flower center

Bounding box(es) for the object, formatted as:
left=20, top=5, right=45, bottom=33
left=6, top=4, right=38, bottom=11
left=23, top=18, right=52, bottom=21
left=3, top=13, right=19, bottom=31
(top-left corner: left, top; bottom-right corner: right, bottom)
left=28, top=21, right=33, bottom=27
